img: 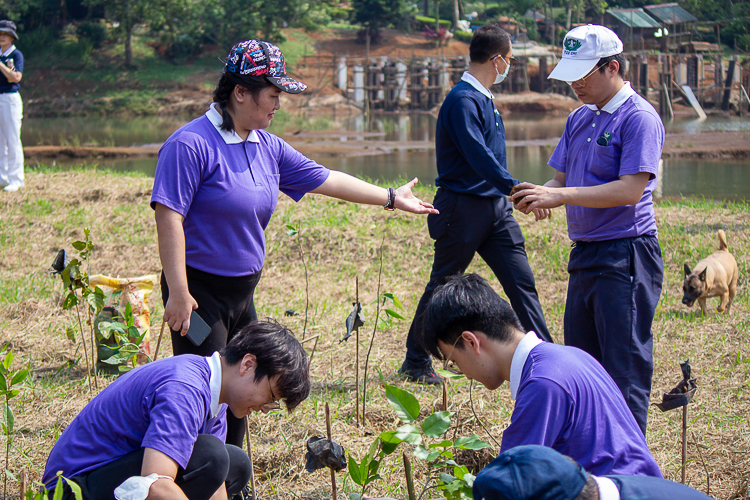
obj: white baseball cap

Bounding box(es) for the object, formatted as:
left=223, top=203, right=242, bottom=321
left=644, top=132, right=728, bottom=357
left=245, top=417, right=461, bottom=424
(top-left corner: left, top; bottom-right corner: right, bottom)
left=548, top=24, right=623, bottom=82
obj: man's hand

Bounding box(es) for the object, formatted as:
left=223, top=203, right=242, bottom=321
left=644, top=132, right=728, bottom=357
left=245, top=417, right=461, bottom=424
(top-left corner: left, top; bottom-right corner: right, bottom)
left=394, top=178, right=439, bottom=214
left=531, top=208, right=553, bottom=221
left=511, top=182, right=566, bottom=214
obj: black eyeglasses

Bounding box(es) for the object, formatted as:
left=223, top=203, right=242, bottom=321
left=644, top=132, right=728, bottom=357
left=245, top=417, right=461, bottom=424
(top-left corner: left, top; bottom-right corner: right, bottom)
left=441, top=336, right=464, bottom=375
left=262, top=377, right=281, bottom=411
left=492, top=54, right=516, bottom=68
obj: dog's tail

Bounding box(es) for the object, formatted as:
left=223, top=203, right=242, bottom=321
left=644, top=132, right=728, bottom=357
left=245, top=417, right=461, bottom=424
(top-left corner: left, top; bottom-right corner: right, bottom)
left=718, top=229, right=728, bottom=251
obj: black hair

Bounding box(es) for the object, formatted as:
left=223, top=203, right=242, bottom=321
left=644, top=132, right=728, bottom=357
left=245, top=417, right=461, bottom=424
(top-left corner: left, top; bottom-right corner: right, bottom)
left=220, top=319, right=310, bottom=411
left=470, top=22, right=512, bottom=64
left=422, top=273, right=525, bottom=360
left=212, top=72, right=275, bottom=132
left=563, top=456, right=599, bottom=500
left=597, top=53, right=626, bottom=79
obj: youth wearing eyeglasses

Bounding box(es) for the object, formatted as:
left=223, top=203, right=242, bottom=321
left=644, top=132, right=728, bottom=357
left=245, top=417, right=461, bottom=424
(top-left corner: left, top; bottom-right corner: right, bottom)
left=422, top=273, right=662, bottom=478
left=42, top=320, right=305, bottom=500
left=399, top=22, right=553, bottom=386
left=510, top=25, right=665, bottom=437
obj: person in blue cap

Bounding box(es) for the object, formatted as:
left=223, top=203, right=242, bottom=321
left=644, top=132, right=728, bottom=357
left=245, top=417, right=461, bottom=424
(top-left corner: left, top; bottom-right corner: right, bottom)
left=473, top=445, right=712, bottom=500
left=422, top=273, right=661, bottom=477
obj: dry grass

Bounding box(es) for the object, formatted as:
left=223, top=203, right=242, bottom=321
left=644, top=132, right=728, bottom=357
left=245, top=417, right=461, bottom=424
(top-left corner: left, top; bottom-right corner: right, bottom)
left=0, top=169, right=748, bottom=499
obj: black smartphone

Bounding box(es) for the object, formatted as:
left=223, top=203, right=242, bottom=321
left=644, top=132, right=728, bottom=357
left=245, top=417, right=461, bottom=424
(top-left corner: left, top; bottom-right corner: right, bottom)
left=186, top=311, right=212, bottom=346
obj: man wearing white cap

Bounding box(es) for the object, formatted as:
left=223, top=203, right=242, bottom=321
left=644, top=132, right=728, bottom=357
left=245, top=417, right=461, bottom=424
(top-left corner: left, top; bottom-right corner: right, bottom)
left=511, top=25, right=664, bottom=436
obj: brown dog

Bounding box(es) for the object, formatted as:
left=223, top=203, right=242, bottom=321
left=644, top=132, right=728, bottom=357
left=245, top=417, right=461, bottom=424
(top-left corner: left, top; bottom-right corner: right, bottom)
left=682, top=230, right=738, bottom=315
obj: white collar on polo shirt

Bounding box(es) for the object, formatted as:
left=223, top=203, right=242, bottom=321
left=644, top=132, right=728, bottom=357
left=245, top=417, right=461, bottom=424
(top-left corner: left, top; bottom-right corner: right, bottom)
left=206, top=351, right=222, bottom=418
left=586, top=81, right=636, bottom=114
left=593, top=476, right=621, bottom=500
left=206, top=102, right=260, bottom=144
left=1, top=45, right=15, bottom=58
left=509, top=331, right=543, bottom=400
left=461, top=71, right=494, bottom=100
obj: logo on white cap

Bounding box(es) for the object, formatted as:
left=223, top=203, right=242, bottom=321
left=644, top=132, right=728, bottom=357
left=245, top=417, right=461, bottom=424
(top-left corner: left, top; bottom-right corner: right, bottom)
left=548, top=24, right=624, bottom=82
left=564, top=38, right=583, bottom=54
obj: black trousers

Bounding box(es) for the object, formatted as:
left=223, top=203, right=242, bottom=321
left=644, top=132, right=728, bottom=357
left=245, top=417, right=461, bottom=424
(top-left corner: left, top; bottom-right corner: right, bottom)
left=565, top=235, right=663, bottom=435
left=55, top=435, right=251, bottom=500
left=161, top=266, right=262, bottom=447
left=405, top=189, right=552, bottom=367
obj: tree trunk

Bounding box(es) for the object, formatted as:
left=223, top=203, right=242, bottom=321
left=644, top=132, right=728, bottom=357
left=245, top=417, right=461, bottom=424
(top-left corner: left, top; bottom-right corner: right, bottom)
left=566, top=3, right=572, bottom=30
left=453, top=0, right=459, bottom=30
left=125, top=23, right=133, bottom=68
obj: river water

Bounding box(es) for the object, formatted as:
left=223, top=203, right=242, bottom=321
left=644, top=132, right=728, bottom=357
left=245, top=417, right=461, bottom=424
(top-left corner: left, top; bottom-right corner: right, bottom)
left=22, top=113, right=750, bottom=201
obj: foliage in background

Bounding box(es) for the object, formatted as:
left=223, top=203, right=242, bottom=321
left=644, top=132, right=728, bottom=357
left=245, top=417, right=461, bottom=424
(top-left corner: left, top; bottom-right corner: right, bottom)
left=352, top=0, right=414, bottom=43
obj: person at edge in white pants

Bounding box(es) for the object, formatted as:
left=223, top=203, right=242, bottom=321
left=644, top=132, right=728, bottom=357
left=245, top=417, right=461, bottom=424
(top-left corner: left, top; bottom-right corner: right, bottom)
left=0, top=21, right=24, bottom=193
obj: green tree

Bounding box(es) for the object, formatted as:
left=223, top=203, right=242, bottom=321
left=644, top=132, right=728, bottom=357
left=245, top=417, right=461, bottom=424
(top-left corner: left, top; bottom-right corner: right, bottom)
left=353, top=0, right=411, bottom=43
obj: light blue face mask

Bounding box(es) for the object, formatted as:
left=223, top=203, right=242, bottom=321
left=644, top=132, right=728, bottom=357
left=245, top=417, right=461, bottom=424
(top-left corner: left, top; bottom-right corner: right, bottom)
left=494, top=55, right=510, bottom=84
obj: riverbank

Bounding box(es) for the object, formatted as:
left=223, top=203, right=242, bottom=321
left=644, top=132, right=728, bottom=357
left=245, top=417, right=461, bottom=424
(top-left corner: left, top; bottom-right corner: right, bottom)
left=0, top=169, right=748, bottom=498
left=23, top=130, right=750, bottom=161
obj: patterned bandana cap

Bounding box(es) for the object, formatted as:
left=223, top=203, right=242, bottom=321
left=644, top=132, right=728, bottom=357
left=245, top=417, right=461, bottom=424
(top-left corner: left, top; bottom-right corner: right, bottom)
left=225, top=39, right=307, bottom=94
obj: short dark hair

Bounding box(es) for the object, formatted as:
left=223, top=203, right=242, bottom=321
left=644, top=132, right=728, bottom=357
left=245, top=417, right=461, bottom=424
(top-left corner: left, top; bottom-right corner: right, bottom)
left=470, top=23, right=511, bottom=64
left=212, top=72, right=275, bottom=132
left=597, top=53, right=626, bottom=78
left=220, top=319, right=310, bottom=411
left=422, top=273, right=525, bottom=360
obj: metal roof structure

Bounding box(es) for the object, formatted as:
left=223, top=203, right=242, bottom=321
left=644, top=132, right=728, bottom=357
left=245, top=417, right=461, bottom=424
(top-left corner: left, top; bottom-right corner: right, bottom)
left=606, top=8, right=662, bottom=28
left=643, top=3, right=698, bottom=24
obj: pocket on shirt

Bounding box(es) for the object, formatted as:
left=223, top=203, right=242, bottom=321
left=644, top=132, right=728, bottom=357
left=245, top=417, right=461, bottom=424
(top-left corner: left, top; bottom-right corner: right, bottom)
left=588, top=144, right=621, bottom=182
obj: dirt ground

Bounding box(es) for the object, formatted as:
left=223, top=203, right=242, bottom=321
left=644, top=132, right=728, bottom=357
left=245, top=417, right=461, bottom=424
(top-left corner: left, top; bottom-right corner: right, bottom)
left=0, top=171, right=748, bottom=499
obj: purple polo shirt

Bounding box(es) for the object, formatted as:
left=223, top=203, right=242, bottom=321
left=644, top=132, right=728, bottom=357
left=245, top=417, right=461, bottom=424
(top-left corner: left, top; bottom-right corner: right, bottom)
left=42, top=355, right=227, bottom=487
left=501, top=338, right=662, bottom=477
left=151, top=104, right=330, bottom=276
left=549, top=83, right=664, bottom=242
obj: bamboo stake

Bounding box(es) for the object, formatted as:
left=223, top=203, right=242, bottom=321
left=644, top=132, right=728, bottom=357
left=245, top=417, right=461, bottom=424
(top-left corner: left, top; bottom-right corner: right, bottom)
left=153, top=319, right=167, bottom=361
left=403, top=453, right=416, bottom=500
left=19, top=470, right=25, bottom=500
left=681, top=404, right=688, bottom=484
left=442, top=379, right=448, bottom=412
left=325, top=403, right=338, bottom=500
left=355, top=277, right=360, bottom=428
left=301, top=334, right=320, bottom=366
left=245, top=419, right=257, bottom=500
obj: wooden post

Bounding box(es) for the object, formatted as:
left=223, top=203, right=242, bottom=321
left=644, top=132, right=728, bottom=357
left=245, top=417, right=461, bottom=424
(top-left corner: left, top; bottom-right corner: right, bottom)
left=722, top=57, right=736, bottom=111
left=681, top=405, right=688, bottom=484
left=404, top=452, right=416, bottom=500
left=153, top=319, right=167, bottom=361
left=355, top=277, right=360, bottom=428
left=245, top=419, right=256, bottom=500
left=325, top=403, right=338, bottom=500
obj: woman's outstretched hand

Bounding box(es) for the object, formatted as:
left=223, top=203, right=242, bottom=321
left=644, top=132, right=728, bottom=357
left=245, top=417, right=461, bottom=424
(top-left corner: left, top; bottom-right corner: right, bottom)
left=394, top=178, right=439, bottom=215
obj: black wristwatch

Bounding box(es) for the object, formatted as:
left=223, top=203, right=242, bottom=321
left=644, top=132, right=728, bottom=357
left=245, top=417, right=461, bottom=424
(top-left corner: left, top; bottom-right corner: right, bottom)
left=383, top=187, right=396, bottom=211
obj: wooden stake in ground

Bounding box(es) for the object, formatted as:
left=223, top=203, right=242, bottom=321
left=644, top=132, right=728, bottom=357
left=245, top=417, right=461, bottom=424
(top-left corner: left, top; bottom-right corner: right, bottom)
left=245, top=418, right=256, bottom=500
left=403, top=452, right=416, bottom=500
left=153, top=319, right=167, bottom=361
left=654, top=360, right=697, bottom=485
left=355, top=277, right=360, bottom=428
left=325, top=402, right=338, bottom=500
left=682, top=404, right=688, bottom=484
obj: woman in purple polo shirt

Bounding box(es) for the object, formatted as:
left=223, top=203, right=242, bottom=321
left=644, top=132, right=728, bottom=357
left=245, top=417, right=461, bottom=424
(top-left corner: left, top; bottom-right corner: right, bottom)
left=151, top=39, right=437, bottom=449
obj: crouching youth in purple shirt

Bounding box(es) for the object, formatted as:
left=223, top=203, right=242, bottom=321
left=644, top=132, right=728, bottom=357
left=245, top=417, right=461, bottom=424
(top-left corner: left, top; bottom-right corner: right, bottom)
left=421, top=274, right=662, bottom=477
left=151, top=39, right=438, bottom=449
left=511, top=25, right=665, bottom=436
left=43, top=320, right=309, bottom=500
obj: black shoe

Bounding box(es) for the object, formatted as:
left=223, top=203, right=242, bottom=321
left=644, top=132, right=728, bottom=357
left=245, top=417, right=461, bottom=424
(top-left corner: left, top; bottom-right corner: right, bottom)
left=399, top=361, right=442, bottom=385
left=232, top=484, right=253, bottom=500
